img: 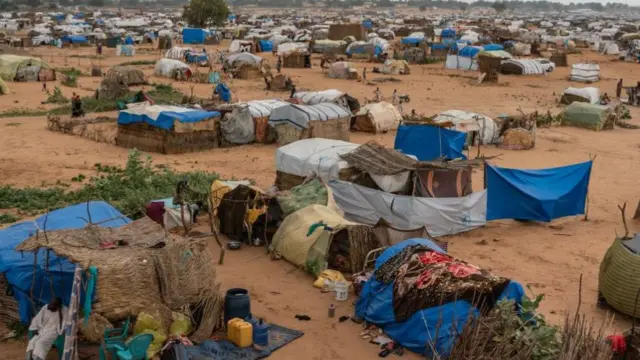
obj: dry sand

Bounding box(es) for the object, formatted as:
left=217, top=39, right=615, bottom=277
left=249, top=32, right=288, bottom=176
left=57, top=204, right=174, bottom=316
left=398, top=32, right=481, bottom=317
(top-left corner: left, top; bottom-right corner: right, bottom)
left=1, top=42, right=640, bottom=359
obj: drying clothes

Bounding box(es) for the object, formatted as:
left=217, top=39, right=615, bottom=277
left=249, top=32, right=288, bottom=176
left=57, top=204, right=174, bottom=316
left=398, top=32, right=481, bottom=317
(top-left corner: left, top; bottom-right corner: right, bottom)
left=375, top=245, right=509, bottom=322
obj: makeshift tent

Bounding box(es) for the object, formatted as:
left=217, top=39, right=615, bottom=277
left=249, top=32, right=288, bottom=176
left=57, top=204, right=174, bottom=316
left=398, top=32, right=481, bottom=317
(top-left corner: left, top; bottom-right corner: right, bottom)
left=312, top=40, right=346, bottom=54
left=570, top=63, right=600, bottom=82
left=228, top=40, right=254, bottom=53
left=485, top=161, right=593, bottom=222
left=0, top=77, right=9, bottom=94
left=327, top=61, right=358, bottom=79
left=275, top=138, right=359, bottom=190
left=432, top=110, right=499, bottom=145
left=268, top=102, right=351, bottom=145
left=105, top=66, right=147, bottom=86
left=352, top=102, right=401, bottom=133
left=394, top=124, right=466, bottom=161
left=219, top=105, right=255, bottom=145
left=61, top=35, right=88, bottom=44
left=271, top=204, right=378, bottom=275
left=182, top=28, right=209, bottom=44
left=380, top=59, right=410, bottom=75
left=276, top=179, right=337, bottom=217
left=329, top=180, right=487, bottom=237
left=258, top=40, right=273, bottom=52
left=561, top=87, right=600, bottom=105
left=292, top=89, right=359, bottom=113
left=444, top=54, right=478, bottom=71
left=599, top=235, right=640, bottom=317
left=0, top=202, right=128, bottom=323
left=154, top=58, right=191, bottom=79
left=14, top=216, right=224, bottom=342
left=499, top=59, right=547, bottom=75
left=562, top=102, right=615, bottom=130
left=215, top=83, right=231, bottom=103
left=226, top=53, right=262, bottom=66
left=115, top=105, right=220, bottom=154
left=346, top=41, right=375, bottom=57
left=165, top=46, right=191, bottom=60
left=0, top=55, right=49, bottom=81
left=355, top=239, right=524, bottom=357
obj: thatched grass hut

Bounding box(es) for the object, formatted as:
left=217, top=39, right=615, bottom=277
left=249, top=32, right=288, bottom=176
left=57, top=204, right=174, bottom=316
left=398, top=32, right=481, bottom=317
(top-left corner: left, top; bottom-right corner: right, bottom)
left=16, top=217, right=224, bottom=342
left=107, top=66, right=147, bottom=86
left=233, top=63, right=263, bottom=80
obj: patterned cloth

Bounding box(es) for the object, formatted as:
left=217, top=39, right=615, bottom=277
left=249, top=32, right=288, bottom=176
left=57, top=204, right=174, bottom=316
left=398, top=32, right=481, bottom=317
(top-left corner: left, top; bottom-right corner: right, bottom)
left=375, top=245, right=509, bottom=322
left=62, top=266, right=82, bottom=360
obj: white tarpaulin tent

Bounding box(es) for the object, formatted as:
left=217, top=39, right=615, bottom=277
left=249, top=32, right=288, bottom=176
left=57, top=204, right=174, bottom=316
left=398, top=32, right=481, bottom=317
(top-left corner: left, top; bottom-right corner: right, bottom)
left=154, top=58, right=190, bottom=77
left=562, top=87, right=600, bottom=104
left=444, top=55, right=478, bottom=71
left=353, top=102, right=402, bottom=133
left=268, top=102, right=351, bottom=130
left=275, top=138, right=358, bottom=181
left=245, top=99, right=289, bottom=117
left=227, top=52, right=263, bottom=66
left=328, top=180, right=487, bottom=237
left=570, top=63, right=600, bottom=82
left=165, top=46, right=191, bottom=60
left=293, top=89, right=345, bottom=105
left=229, top=40, right=253, bottom=53
left=433, top=110, right=499, bottom=145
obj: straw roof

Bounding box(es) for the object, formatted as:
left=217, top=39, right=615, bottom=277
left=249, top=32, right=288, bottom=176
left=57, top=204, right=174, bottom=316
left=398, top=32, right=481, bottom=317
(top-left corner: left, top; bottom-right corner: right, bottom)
left=339, top=141, right=419, bottom=175
left=16, top=217, right=223, bottom=341
left=106, top=66, right=147, bottom=86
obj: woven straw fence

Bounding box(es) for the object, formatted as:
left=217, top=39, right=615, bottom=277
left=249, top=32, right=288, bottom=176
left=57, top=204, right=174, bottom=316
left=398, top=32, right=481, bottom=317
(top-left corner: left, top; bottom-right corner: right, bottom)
left=599, top=238, right=640, bottom=317
left=16, top=218, right=224, bottom=341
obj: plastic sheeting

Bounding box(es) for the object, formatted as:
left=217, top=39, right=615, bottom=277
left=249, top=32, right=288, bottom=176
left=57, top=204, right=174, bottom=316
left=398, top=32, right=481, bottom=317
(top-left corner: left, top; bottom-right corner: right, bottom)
left=355, top=239, right=525, bottom=357
left=165, top=47, right=191, bottom=60
left=570, top=63, right=600, bottom=83
left=0, top=55, right=49, bottom=81
left=0, top=202, right=130, bottom=323
left=293, top=89, right=344, bottom=105
left=486, top=161, right=593, bottom=222
left=154, top=58, right=190, bottom=77
left=117, top=105, right=220, bottom=130
left=220, top=106, right=255, bottom=145
left=277, top=42, right=308, bottom=56
left=562, top=87, right=600, bottom=104
left=275, top=138, right=358, bottom=180
left=245, top=99, right=289, bottom=117
left=433, top=110, right=499, bottom=145
left=268, top=102, right=351, bottom=130
left=354, top=102, right=402, bottom=133
left=182, top=28, right=209, bottom=44
left=394, top=124, right=467, bottom=161
left=444, top=55, right=478, bottom=71
left=501, top=59, right=547, bottom=75
left=258, top=40, right=273, bottom=52
left=226, top=53, right=262, bottom=66
left=228, top=40, right=253, bottom=53
left=329, top=180, right=487, bottom=236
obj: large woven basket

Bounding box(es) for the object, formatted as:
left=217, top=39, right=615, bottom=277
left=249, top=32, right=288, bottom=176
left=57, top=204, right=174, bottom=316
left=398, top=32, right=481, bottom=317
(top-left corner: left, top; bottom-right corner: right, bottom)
left=599, top=237, right=640, bottom=317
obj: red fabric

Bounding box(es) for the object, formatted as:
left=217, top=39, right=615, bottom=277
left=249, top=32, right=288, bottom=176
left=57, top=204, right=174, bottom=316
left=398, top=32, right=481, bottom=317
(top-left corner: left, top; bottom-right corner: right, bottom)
left=146, top=201, right=166, bottom=226
left=607, top=334, right=626, bottom=353
left=447, top=263, right=481, bottom=278
left=418, top=251, right=452, bottom=265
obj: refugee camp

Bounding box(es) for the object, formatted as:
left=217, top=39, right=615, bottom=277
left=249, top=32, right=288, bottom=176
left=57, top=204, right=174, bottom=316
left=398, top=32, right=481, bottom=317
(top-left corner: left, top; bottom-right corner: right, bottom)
left=2, top=1, right=640, bottom=360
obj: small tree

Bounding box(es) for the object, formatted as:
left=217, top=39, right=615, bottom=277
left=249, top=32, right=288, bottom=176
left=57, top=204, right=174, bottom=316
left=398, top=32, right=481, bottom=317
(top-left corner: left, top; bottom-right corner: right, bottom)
left=459, top=2, right=468, bottom=11
left=491, top=1, right=507, bottom=12
left=183, top=0, right=229, bottom=28
left=26, top=0, right=41, bottom=8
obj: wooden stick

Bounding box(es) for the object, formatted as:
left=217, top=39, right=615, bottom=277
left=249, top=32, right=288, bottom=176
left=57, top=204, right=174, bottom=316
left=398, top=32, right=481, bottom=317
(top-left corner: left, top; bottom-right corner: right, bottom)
left=619, top=202, right=630, bottom=239
left=207, top=196, right=225, bottom=265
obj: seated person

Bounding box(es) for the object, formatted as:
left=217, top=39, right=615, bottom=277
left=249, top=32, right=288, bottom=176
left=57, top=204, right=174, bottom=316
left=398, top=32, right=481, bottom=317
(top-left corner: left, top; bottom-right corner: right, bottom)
left=27, top=297, right=67, bottom=360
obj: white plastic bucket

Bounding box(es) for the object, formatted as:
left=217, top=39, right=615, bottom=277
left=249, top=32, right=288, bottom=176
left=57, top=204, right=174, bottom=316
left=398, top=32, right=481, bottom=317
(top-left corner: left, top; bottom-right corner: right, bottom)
left=334, top=281, right=349, bottom=301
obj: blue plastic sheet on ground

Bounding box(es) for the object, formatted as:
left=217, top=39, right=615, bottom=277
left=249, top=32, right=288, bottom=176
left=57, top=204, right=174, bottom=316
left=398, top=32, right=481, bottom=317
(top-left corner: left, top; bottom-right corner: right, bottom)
left=486, top=161, right=593, bottom=222
left=394, top=124, right=466, bottom=161
left=117, top=108, right=221, bottom=129
left=356, top=239, right=525, bottom=358
left=0, top=202, right=130, bottom=323
left=483, top=44, right=504, bottom=51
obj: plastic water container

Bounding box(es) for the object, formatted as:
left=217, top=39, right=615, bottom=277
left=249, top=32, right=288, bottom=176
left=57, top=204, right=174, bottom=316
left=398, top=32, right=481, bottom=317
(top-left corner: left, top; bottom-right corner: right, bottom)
left=227, top=318, right=253, bottom=348
left=253, top=319, right=269, bottom=350
left=224, top=288, right=251, bottom=324
left=334, top=281, right=349, bottom=301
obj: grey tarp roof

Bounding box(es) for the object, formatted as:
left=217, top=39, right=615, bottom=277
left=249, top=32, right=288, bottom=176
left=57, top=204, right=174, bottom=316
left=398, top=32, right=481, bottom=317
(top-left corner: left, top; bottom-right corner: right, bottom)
left=268, top=102, right=351, bottom=129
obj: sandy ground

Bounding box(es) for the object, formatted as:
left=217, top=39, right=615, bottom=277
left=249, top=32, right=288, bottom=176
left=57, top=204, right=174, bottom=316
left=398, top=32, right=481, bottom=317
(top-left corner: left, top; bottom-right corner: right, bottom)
left=1, top=42, right=640, bottom=359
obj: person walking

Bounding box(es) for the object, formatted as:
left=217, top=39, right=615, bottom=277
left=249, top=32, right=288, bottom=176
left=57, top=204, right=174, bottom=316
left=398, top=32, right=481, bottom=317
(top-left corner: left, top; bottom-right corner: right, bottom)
left=616, top=78, right=623, bottom=99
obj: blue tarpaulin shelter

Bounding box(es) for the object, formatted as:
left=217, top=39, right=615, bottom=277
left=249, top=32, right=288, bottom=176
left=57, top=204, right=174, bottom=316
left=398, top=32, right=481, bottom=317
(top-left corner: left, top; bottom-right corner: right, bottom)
left=215, top=83, right=231, bottom=103
left=458, top=46, right=481, bottom=57
left=483, top=44, right=504, bottom=51
left=186, top=52, right=208, bottom=63
left=118, top=106, right=221, bottom=130
left=61, top=35, right=88, bottom=44
left=183, top=28, right=209, bottom=44
left=124, top=36, right=134, bottom=45
left=486, top=161, right=593, bottom=222
left=362, top=19, right=374, bottom=29
left=356, top=239, right=525, bottom=358
left=401, top=36, right=424, bottom=45
left=0, top=202, right=129, bottom=323
left=258, top=40, right=273, bottom=52
left=394, top=124, right=467, bottom=161
left=441, top=28, right=456, bottom=38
